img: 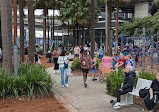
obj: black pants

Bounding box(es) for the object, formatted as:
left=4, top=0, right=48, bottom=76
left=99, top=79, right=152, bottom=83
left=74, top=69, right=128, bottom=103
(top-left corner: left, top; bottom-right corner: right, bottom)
left=54, top=58, right=59, bottom=70
left=117, top=89, right=132, bottom=102
left=144, top=93, right=159, bottom=110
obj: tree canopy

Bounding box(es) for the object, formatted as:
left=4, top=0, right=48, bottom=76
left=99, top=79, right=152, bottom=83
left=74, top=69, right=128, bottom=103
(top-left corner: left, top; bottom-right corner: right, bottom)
left=60, top=0, right=100, bottom=26
left=118, top=11, right=159, bottom=36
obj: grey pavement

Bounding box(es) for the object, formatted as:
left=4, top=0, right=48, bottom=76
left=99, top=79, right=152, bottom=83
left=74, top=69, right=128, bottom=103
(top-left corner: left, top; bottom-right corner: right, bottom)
left=47, top=67, right=147, bottom=112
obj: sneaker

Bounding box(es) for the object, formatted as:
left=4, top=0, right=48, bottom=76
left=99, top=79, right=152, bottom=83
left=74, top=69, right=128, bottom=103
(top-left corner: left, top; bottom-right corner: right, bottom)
left=113, top=102, right=121, bottom=109
left=65, top=84, right=69, bottom=87
left=61, top=85, right=64, bottom=88
left=92, top=78, right=97, bottom=81
left=53, top=71, right=56, bottom=74
left=84, top=83, right=87, bottom=87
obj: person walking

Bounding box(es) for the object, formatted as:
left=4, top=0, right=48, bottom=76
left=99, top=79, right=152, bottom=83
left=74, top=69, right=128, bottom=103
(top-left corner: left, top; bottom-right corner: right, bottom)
left=58, top=51, right=69, bottom=87
left=80, top=50, right=92, bottom=87
left=74, top=45, right=80, bottom=58
left=52, top=47, right=61, bottom=73
left=101, top=52, right=112, bottom=83
left=92, top=57, right=97, bottom=81
left=112, top=53, right=119, bottom=70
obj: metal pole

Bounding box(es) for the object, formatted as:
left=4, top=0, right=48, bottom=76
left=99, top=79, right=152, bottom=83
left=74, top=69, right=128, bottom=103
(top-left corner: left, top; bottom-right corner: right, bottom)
left=47, top=15, right=50, bottom=51
left=110, top=30, right=113, bottom=56
left=121, top=31, right=124, bottom=52
left=150, top=35, right=154, bottom=69
left=13, top=0, right=18, bottom=75
left=157, top=31, right=159, bottom=72
left=57, top=16, right=58, bottom=47
left=115, top=0, right=119, bottom=54
left=142, top=27, right=146, bottom=73
left=68, top=21, right=69, bottom=50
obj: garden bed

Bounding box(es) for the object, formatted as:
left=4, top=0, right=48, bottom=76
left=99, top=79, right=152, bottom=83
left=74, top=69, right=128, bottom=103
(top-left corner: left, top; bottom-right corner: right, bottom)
left=0, top=95, right=68, bottom=112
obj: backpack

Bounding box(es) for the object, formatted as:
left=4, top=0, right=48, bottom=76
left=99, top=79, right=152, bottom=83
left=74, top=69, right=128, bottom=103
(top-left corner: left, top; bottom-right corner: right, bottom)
left=139, top=87, right=149, bottom=98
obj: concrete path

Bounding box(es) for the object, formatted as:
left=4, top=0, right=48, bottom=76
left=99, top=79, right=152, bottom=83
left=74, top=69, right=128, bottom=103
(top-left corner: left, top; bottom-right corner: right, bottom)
left=47, top=67, right=146, bottom=112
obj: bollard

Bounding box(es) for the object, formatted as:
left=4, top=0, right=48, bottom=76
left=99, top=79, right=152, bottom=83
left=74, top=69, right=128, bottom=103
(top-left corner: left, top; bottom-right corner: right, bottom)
left=142, top=27, right=146, bottom=73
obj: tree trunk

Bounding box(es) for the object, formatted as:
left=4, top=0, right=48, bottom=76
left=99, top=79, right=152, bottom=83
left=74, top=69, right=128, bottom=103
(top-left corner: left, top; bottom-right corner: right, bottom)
left=90, top=0, right=95, bottom=58
left=53, top=10, right=55, bottom=49
left=107, top=0, right=112, bottom=55
left=78, top=25, right=81, bottom=46
left=19, top=0, right=24, bottom=63
left=28, top=0, right=35, bottom=63
left=47, top=15, right=49, bottom=51
left=82, top=25, right=84, bottom=48
left=43, top=9, right=46, bottom=54
left=68, top=21, right=70, bottom=50
left=73, top=25, right=76, bottom=47
left=0, top=0, right=13, bottom=73
left=76, top=22, right=79, bottom=46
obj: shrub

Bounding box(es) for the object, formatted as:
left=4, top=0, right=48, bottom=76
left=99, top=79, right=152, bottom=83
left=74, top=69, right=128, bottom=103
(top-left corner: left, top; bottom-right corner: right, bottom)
left=38, top=49, right=43, bottom=55
left=106, top=69, right=124, bottom=96
left=106, top=70, right=156, bottom=97
left=0, top=63, right=55, bottom=98
left=138, top=72, right=155, bottom=81
left=70, top=58, right=81, bottom=71
left=96, top=58, right=100, bottom=69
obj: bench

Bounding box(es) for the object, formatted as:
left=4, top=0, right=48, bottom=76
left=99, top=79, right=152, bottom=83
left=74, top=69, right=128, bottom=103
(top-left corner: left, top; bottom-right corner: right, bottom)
left=120, top=78, right=152, bottom=106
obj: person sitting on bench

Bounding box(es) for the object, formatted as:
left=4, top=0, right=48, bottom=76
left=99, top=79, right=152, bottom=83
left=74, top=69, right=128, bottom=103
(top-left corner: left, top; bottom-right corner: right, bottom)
left=144, top=73, right=159, bottom=112
left=113, top=66, right=136, bottom=109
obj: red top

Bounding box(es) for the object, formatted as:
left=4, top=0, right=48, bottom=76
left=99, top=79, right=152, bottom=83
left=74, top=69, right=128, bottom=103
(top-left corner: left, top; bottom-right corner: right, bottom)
left=118, top=58, right=126, bottom=68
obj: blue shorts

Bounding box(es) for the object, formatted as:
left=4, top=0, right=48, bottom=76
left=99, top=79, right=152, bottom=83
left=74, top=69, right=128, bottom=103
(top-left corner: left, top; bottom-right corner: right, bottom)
left=75, top=54, right=79, bottom=57
left=92, top=69, right=96, bottom=73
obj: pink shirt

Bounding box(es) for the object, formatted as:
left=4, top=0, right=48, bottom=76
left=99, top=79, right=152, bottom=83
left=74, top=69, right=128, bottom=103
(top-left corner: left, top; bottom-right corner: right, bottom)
left=102, top=57, right=112, bottom=68
left=52, top=50, right=61, bottom=58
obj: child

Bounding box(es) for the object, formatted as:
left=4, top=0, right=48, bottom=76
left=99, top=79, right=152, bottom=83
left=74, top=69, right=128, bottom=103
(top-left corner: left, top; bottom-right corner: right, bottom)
left=92, top=58, right=97, bottom=81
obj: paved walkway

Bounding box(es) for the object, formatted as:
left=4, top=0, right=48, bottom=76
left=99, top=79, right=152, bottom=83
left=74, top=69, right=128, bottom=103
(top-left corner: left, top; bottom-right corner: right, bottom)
left=47, top=67, right=146, bottom=112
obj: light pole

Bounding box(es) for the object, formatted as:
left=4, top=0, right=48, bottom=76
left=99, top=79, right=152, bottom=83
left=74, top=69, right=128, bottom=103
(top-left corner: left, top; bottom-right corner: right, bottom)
left=13, top=0, right=18, bottom=75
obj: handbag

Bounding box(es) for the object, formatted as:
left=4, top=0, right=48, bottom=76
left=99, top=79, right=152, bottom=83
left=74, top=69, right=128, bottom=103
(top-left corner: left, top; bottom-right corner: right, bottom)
left=139, top=87, right=149, bottom=98
left=63, top=57, right=68, bottom=68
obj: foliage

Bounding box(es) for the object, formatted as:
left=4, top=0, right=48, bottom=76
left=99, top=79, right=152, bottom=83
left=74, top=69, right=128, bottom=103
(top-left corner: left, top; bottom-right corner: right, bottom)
left=118, top=11, right=159, bottom=36
left=60, top=0, right=100, bottom=26
left=106, top=70, right=156, bottom=96
left=38, top=49, right=43, bottom=55
left=0, top=63, right=54, bottom=98
left=138, top=72, right=156, bottom=81
left=106, top=69, right=124, bottom=96
left=96, top=57, right=100, bottom=69
left=155, top=0, right=159, bottom=7
left=70, top=58, right=81, bottom=71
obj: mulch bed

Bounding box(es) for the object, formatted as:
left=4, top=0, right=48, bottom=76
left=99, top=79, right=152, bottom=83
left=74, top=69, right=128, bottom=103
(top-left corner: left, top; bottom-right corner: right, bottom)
left=0, top=95, right=68, bottom=112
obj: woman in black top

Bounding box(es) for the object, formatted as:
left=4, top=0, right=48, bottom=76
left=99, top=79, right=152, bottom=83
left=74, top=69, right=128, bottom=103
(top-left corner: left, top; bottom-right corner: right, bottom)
left=144, top=73, right=159, bottom=112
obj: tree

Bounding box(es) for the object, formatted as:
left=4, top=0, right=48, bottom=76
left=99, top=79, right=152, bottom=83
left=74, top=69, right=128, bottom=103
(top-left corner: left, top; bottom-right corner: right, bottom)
left=155, top=0, right=159, bottom=7
left=28, top=0, right=35, bottom=63
left=90, top=0, right=95, bottom=58
left=19, top=0, right=25, bottom=63
left=60, top=0, right=99, bottom=47
left=0, top=0, right=13, bottom=73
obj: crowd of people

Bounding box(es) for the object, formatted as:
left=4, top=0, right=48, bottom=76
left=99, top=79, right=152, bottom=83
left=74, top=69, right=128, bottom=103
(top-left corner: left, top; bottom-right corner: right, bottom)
left=33, top=42, right=159, bottom=112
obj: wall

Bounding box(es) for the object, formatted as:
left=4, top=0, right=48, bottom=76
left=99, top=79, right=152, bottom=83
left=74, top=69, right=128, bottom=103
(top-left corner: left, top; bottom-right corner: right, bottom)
left=134, top=2, right=151, bottom=18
